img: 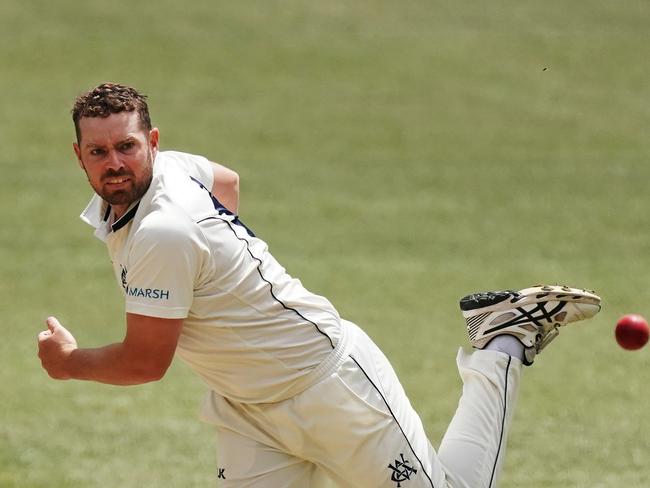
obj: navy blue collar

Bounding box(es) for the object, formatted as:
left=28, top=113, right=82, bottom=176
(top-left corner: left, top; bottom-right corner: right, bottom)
left=109, top=202, right=140, bottom=232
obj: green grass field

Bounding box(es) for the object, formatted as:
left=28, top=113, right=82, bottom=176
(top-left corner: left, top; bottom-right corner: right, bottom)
left=2, top=1, right=650, bottom=486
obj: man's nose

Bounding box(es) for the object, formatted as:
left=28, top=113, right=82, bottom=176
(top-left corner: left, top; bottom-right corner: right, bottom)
left=104, top=149, right=125, bottom=170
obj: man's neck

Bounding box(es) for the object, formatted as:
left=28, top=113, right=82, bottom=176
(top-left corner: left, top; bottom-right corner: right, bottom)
left=112, top=204, right=129, bottom=221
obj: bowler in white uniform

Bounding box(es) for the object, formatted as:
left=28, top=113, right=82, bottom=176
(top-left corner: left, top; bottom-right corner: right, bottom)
left=38, top=82, right=601, bottom=487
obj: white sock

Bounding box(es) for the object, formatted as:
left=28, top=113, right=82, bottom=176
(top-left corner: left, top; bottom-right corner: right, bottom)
left=485, top=335, right=526, bottom=362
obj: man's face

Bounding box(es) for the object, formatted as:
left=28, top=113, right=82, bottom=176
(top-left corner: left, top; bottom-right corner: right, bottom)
left=73, top=111, right=159, bottom=217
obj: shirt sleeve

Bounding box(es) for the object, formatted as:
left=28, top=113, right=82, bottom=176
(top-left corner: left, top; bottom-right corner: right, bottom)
left=123, top=214, right=207, bottom=319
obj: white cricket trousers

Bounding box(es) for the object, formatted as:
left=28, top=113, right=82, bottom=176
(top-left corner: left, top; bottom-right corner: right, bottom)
left=201, top=322, right=522, bottom=487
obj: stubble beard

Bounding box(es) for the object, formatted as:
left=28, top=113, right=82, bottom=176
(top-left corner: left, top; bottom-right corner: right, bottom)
left=92, top=150, right=154, bottom=207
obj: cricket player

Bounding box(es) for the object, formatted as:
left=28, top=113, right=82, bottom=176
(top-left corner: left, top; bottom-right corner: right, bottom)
left=38, top=82, right=601, bottom=487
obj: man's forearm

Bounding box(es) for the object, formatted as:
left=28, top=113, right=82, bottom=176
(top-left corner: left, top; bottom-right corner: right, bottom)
left=40, top=307, right=181, bottom=384
left=66, top=343, right=165, bottom=385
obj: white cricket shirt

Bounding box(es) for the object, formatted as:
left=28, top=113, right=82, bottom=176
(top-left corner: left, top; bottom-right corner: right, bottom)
left=81, top=151, right=349, bottom=403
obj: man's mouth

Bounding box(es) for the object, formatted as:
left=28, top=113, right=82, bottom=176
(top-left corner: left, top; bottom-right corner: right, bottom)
left=104, top=176, right=130, bottom=185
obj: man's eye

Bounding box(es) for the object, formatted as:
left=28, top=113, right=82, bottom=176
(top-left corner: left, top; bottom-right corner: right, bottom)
left=120, top=142, right=135, bottom=151
left=90, top=148, right=104, bottom=156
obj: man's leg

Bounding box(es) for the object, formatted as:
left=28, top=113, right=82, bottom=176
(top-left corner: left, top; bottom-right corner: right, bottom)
left=308, top=285, right=599, bottom=488
left=436, top=284, right=601, bottom=487
left=291, top=344, right=446, bottom=487
left=438, top=349, right=521, bottom=488
left=202, top=392, right=335, bottom=487
left=215, top=427, right=332, bottom=488
left=203, top=284, right=600, bottom=487
left=280, top=329, right=518, bottom=488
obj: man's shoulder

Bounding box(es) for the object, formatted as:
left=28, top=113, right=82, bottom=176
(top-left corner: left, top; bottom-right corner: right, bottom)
left=155, top=150, right=214, bottom=192
left=130, top=205, right=200, bottom=258
left=142, top=181, right=199, bottom=228
left=156, top=150, right=211, bottom=172
left=136, top=174, right=199, bottom=235
left=157, top=149, right=193, bottom=162
left=157, top=149, right=201, bottom=160
left=132, top=151, right=220, bottom=248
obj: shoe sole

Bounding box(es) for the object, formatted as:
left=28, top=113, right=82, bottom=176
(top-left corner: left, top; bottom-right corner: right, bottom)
left=460, top=285, right=601, bottom=316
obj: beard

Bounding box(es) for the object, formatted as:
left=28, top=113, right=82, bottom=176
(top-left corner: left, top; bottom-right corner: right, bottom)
left=88, top=150, right=154, bottom=206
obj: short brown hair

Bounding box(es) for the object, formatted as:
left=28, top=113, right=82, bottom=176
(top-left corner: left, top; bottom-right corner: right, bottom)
left=72, top=82, right=152, bottom=142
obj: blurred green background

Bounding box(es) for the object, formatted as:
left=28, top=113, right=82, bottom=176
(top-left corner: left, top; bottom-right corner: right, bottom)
left=2, top=1, right=650, bottom=486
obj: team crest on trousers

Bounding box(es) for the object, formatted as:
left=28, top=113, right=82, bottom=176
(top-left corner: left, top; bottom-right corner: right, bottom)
left=388, top=453, right=417, bottom=487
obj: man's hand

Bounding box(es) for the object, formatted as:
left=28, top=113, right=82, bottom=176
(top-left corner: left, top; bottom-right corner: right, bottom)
left=38, top=317, right=78, bottom=379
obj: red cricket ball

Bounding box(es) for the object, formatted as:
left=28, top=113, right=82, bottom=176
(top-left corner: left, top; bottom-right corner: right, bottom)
left=615, top=314, right=649, bottom=350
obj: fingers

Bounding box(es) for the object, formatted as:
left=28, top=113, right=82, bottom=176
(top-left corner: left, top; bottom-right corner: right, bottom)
left=46, top=316, right=60, bottom=333
left=38, top=330, right=52, bottom=342
left=39, top=316, right=60, bottom=343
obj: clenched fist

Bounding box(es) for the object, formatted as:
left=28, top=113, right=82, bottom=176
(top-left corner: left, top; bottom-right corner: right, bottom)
left=38, top=317, right=78, bottom=379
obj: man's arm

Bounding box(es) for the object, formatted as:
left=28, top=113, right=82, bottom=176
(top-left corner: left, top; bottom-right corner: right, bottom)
left=211, top=162, right=239, bottom=214
left=38, top=314, right=183, bottom=385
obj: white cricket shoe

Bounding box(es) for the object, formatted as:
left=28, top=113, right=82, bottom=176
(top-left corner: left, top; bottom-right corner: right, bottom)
left=460, top=285, right=601, bottom=365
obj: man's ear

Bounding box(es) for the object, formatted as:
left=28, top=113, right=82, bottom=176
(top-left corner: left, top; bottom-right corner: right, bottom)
left=73, top=142, right=84, bottom=170
left=149, top=128, right=160, bottom=152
